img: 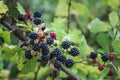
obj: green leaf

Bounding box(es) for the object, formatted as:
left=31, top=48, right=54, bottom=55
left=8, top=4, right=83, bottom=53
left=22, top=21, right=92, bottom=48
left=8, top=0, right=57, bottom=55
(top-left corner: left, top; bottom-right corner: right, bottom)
left=97, top=33, right=109, bottom=53
left=72, top=1, right=94, bottom=19
left=109, top=11, right=119, bottom=27
left=55, top=0, right=67, bottom=16
left=0, top=57, right=3, bottom=71
left=0, top=1, right=8, bottom=18
left=22, top=57, right=37, bottom=74
left=112, top=40, right=120, bottom=58
left=50, top=18, right=67, bottom=40
left=108, top=0, right=119, bottom=9
left=98, top=68, right=109, bottom=79
left=16, top=2, right=26, bottom=14
left=88, top=18, right=111, bottom=33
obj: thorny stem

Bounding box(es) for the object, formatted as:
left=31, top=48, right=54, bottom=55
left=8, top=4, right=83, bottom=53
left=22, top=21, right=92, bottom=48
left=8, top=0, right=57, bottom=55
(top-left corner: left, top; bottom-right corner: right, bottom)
left=61, top=67, right=81, bottom=80
left=67, top=0, right=71, bottom=34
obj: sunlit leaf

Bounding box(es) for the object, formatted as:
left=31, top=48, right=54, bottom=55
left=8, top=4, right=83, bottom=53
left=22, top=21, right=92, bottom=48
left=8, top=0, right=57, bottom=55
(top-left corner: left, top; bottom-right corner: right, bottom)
left=109, top=11, right=119, bottom=27
left=88, top=18, right=111, bottom=33
left=16, top=2, right=26, bottom=14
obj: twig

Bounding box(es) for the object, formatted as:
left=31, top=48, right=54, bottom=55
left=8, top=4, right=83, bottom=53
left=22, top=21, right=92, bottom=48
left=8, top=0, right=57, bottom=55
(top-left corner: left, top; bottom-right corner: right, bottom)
left=0, top=19, right=28, bottom=41
left=67, top=0, right=71, bottom=34
left=61, top=67, right=81, bottom=80
left=34, top=63, right=41, bottom=80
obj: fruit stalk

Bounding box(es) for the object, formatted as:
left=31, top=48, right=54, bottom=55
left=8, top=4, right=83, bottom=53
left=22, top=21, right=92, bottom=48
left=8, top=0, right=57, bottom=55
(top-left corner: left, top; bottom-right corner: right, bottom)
left=61, top=67, right=81, bottom=80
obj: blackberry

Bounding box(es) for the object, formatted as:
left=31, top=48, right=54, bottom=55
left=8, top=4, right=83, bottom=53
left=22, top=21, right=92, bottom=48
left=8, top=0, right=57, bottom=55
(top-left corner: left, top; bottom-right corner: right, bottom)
left=34, top=10, right=41, bottom=18
left=29, top=32, right=38, bottom=40
left=54, top=60, right=62, bottom=69
left=50, top=51, right=56, bottom=60
left=98, top=65, right=104, bottom=71
left=46, top=38, right=54, bottom=45
left=40, top=42, right=48, bottom=50
left=69, top=47, right=79, bottom=56
left=25, top=50, right=32, bottom=59
left=101, top=55, right=108, bottom=62
left=33, top=17, right=41, bottom=25
left=41, top=55, right=49, bottom=62
left=50, top=32, right=56, bottom=39
left=90, top=52, right=97, bottom=59
left=18, top=14, right=26, bottom=21
left=32, top=44, right=40, bottom=51
left=65, top=59, right=74, bottom=68
left=50, top=48, right=61, bottom=60
left=57, top=55, right=66, bottom=63
left=61, top=41, right=71, bottom=49
left=42, top=47, right=50, bottom=55
left=30, top=39, right=34, bottom=45
left=108, top=54, right=115, bottom=61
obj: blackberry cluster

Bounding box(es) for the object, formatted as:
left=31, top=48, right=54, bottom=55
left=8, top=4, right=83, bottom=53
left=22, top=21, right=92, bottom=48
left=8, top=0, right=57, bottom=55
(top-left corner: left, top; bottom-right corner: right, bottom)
left=101, top=55, right=108, bottom=62
left=65, top=59, right=74, bottom=68
left=61, top=41, right=71, bottom=49
left=46, top=37, right=54, bottom=45
left=69, top=47, right=79, bottom=56
left=29, top=32, right=38, bottom=40
left=25, top=50, right=33, bottom=59
left=90, top=52, right=97, bottom=59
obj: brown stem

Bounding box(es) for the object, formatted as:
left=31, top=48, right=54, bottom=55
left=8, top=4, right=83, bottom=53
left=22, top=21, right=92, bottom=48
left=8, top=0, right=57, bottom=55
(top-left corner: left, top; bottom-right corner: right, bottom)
left=0, top=19, right=28, bottom=41
left=34, top=63, right=41, bottom=80
left=61, top=67, right=81, bottom=80
left=67, top=0, right=71, bottom=34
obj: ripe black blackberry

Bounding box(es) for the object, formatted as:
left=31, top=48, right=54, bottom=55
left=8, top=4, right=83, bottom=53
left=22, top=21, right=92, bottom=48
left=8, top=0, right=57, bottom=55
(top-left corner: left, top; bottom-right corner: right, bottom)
left=53, top=48, right=62, bottom=57
left=40, top=42, right=48, bottom=50
left=42, top=47, right=50, bottom=55
left=33, top=17, right=41, bottom=25
left=30, top=39, right=34, bottom=45
left=41, top=55, right=49, bottom=62
left=65, top=59, right=74, bottom=68
left=69, top=47, right=79, bottom=56
left=25, top=50, right=33, bottom=59
left=46, top=37, right=54, bottom=45
left=29, top=32, right=38, bottom=40
left=18, top=14, right=26, bottom=21
left=101, top=55, right=108, bottom=62
left=32, top=44, right=40, bottom=51
left=57, top=55, right=66, bottom=64
left=90, top=52, right=97, bottom=59
left=54, top=60, right=62, bottom=69
left=34, top=10, right=41, bottom=18
left=61, top=41, right=71, bottom=49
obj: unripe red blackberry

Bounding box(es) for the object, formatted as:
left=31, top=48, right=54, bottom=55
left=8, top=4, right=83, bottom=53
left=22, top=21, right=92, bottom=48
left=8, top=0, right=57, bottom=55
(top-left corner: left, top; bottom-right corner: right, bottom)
left=25, top=11, right=31, bottom=19
left=98, top=65, right=104, bottom=71
left=50, top=32, right=56, bottom=39
left=107, top=69, right=114, bottom=76
left=92, top=58, right=98, bottom=64
left=108, top=54, right=115, bottom=61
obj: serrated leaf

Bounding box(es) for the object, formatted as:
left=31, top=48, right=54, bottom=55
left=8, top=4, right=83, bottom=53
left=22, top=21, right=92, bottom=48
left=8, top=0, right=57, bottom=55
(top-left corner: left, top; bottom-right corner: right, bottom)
left=72, top=1, right=94, bottom=19
left=16, top=2, right=26, bottom=14
left=22, top=57, right=37, bottom=74
left=97, top=33, right=109, bottom=53
left=112, top=40, right=120, bottom=58
left=88, top=18, right=111, bottom=33
left=0, top=1, right=8, bottom=18
left=109, top=11, right=119, bottom=27
left=50, top=18, right=67, bottom=40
